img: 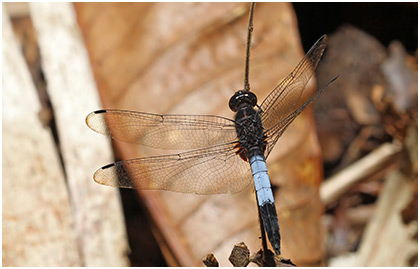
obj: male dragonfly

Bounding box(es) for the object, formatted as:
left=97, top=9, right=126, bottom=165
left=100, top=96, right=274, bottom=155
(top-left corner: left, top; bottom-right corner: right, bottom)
left=86, top=3, right=336, bottom=256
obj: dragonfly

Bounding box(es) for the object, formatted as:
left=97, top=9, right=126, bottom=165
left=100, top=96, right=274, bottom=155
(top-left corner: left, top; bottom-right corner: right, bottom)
left=86, top=3, right=336, bottom=257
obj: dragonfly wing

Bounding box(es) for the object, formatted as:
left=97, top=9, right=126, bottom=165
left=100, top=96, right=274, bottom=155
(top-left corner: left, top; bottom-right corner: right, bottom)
left=93, top=142, right=252, bottom=194
left=264, top=76, right=338, bottom=157
left=259, top=35, right=327, bottom=132
left=86, top=109, right=238, bottom=150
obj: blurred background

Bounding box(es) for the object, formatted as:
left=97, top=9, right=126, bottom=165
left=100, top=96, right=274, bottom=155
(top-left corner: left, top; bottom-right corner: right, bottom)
left=3, top=2, right=417, bottom=267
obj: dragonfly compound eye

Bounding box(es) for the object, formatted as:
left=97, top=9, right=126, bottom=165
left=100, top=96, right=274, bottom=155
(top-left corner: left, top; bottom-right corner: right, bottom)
left=229, top=90, right=258, bottom=112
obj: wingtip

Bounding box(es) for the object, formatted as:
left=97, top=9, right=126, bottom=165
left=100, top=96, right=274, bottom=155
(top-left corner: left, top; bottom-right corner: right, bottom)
left=85, top=109, right=112, bottom=136
left=85, top=111, right=94, bottom=126
left=317, top=34, right=328, bottom=43
left=326, top=75, right=340, bottom=86
left=86, top=109, right=107, bottom=123
left=93, top=164, right=114, bottom=186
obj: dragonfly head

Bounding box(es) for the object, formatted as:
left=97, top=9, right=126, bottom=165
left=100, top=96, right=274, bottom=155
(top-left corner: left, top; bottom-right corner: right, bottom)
left=229, top=90, right=257, bottom=112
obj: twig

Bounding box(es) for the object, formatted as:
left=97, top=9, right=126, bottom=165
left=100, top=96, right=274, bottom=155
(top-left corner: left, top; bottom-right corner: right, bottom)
left=320, top=142, right=402, bottom=205
left=243, top=2, right=256, bottom=92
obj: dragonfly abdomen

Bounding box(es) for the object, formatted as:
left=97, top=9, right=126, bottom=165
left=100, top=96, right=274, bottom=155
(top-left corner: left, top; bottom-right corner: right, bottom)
left=249, top=155, right=280, bottom=255
left=250, top=155, right=273, bottom=205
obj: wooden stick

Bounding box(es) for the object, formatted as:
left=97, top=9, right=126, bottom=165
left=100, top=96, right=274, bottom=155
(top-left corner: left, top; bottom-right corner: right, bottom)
left=30, top=2, right=129, bottom=266
left=320, top=142, right=402, bottom=205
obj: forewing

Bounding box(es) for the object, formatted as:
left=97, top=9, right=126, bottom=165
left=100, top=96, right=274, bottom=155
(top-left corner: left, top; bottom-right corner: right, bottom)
left=264, top=76, right=338, bottom=157
left=86, top=109, right=238, bottom=150
left=260, top=35, right=327, bottom=131
left=93, top=142, right=252, bottom=194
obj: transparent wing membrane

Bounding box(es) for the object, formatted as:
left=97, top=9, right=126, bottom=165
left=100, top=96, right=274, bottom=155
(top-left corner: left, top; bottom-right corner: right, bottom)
left=264, top=75, right=338, bottom=157
left=94, top=142, right=252, bottom=194
left=86, top=109, right=237, bottom=150
left=260, top=35, right=328, bottom=132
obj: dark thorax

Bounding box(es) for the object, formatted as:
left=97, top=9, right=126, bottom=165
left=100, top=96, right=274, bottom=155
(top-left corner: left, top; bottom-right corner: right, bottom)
left=229, top=90, right=267, bottom=161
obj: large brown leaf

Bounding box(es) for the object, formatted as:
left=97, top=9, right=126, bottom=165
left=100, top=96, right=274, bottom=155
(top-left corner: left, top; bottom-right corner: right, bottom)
left=75, top=2, right=325, bottom=266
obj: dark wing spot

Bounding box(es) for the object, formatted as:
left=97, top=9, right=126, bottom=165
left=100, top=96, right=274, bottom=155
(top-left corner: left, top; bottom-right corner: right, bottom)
left=101, top=163, right=115, bottom=169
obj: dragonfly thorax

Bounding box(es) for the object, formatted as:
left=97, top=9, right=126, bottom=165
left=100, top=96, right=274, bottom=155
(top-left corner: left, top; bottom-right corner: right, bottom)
left=234, top=104, right=266, bottom=159
left=229, top=90, right=258, bottom=112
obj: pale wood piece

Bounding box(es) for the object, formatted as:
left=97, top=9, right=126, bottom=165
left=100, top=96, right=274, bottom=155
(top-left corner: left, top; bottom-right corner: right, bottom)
left=2, top=9, right=80, bottom=266
left=320, top=142, right=402, bottom=205
left=29, top=3, right=129, bottom=266
left=356, top=171, right=417, bottom=266
left=3, top=2, right=30, bottom=18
